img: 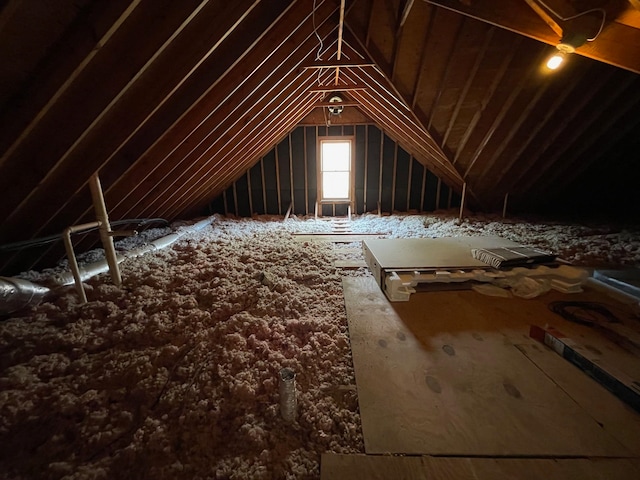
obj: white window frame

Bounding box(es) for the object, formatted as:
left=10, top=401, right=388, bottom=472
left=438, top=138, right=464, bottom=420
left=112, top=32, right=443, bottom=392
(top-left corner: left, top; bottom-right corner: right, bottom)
left=317, top=137, right=355, bottom=204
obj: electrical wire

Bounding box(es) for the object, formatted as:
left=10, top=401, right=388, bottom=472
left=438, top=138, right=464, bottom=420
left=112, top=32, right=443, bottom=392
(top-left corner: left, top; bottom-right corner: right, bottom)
left=0, top=218, right=169, bottom=253
left=312, top=0, right=324, bottom=61
left=548, top=300, right=619, bottom=326
left=536, top=0, right=606, bottom=41
left=548, top=300, right=640, bottom=357
left=312, top=0, right=326, bottom=86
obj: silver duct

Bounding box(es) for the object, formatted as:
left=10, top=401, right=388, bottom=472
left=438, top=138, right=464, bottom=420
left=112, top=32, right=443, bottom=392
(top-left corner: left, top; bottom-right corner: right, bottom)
left=0, top=277, right=50, bottom=316
left=0, top=216, right=215, bottom=315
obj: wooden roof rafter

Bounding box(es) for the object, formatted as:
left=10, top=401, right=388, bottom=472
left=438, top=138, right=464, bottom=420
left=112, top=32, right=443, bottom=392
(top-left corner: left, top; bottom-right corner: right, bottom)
left=0, top=0, right=143, bottom=165
left=462, top=46, right=550, bottom=181
left=341, top=67, right=462, bottom=187
left=120, top=34, right=341, bottom=222
left=532, top=78, right=640, bottom=199
left=15, top=0, right=341, bottom=271
left=517, top=71, right=635, bottom=196
left=424, top=0, right=640, bottom=74
left=452, top=35, right=522, bottom=166
left=183, top=93, right=325, bottom=218
left=146, top=73, right=323, bottom=218
left=0, top=0, right=288, bottom=249
left=344, top=28, right=464, bottom=179
left=391, top=0, right=416, bottom=81
left=100, top=1, right=338, bottom=215
left=175, top=84, right=328, bottom=218
left=1, top=0, right=268, bottom=237
left=440, top=27, right=495, bottom=149
left=348, top=86, right=460, bottom=189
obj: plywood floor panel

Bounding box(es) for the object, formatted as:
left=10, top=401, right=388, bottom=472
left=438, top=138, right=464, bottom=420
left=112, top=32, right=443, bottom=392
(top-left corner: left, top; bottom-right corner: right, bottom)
left=343, top=276, right=636, bottom=456
left=321, top=454, right=640, bottom=480
left=517, top=342, right=640, bottom=456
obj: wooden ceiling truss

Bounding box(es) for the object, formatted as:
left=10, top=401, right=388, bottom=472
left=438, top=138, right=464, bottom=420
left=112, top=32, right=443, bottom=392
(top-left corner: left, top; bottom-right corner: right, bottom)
left=0, top=0, right=639, bottom=274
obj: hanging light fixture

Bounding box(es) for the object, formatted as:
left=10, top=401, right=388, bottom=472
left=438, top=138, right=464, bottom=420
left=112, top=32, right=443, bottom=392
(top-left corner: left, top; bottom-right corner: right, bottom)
left=545, top=32, right=588, bottom=70
left=546, top=41, right=576, bottom=70
left=536, top=1, right=605, bottom=71
left=327, top=95, right=344, bottom=115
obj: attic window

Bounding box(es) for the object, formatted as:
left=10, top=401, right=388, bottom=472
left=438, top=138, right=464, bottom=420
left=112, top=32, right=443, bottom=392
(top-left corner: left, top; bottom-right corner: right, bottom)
left=318, top=138, right=353, bottom=202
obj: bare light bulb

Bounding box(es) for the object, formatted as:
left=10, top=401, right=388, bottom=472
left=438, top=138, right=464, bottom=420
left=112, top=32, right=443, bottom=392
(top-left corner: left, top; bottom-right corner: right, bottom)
left=546, top=42, right=575, bottom=71
left=546, top=52, right=565, bottom=69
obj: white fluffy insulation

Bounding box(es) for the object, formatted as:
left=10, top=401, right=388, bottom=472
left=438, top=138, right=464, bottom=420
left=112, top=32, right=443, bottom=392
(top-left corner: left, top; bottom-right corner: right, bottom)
left=1, top=211, right=640, bottom=479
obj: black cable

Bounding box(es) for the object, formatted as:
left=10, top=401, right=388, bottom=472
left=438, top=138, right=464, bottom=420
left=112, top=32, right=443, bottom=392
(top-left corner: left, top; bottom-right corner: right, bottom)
left=0, top=218, right=169, bottom=253
left=548, top=301, right=620, bottom=327
left=548, top=301, right=640, bottom=357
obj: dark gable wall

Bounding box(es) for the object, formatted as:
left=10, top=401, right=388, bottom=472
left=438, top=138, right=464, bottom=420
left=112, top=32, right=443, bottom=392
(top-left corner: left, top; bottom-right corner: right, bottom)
left=208, top=125, right=461, bottom=217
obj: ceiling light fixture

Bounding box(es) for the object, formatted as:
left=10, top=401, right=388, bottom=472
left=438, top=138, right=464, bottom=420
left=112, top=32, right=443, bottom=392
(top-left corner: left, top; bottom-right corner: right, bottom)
left=328, top=95, right=344, bottom=115
left=536, top=1, right=606, bottom=71
left=546, top=40, right=576, bottom=70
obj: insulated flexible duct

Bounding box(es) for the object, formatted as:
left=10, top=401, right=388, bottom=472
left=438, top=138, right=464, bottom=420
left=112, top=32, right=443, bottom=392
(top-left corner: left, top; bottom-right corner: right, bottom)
left=0, top=277, right=50, bottom=316
left=0, top=216, right=215, bottom=315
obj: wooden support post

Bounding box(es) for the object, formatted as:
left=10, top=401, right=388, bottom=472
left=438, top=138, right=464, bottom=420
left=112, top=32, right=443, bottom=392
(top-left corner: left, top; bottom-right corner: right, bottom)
left=303, top=128, right=308, bottom=216
left=233, top=181, right=239, bottom=217
left=260, top=157, right=267, bottom=215
left=284, top=202, right=292, bottom=221
left=503, top=192, right=509, bottom=218
left=275, top=144, right=282, bottom=215
left=378, top=133, right=383, bottom=214
left=288, top=132, right=295, bottom=215
left=247, top=169, right=253, bottom=215
left=420, top=162, right=426, bottom=212
left=458, top=182, right=467, bottom=221
left=363, top=125, right=369, bottom=213
left=391, top=143, right=398, bottom=213
left=406, top=155, right=413, bottom=211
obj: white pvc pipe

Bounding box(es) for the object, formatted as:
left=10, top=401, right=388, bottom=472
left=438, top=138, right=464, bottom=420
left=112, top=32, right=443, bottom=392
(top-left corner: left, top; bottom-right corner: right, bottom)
left=54, top=216, right=215, bottom=287
left=62, top=221, right=101, bottom=303
left=89, top=174, right=121, bottom=286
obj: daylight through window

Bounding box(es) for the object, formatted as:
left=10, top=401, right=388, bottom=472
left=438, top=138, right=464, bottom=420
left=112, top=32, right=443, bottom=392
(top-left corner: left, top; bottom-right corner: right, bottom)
left=320, top=140, right=352, bottom=201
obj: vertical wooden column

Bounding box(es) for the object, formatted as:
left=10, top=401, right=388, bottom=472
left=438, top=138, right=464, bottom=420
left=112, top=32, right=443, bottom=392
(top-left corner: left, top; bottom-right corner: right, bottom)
left=503, top=192, right=509, bottom=218
left=458, top=182, right=467, bottom=221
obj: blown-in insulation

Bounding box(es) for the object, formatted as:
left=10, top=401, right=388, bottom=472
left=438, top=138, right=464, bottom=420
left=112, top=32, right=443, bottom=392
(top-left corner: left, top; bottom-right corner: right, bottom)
left=0, top=211, right=639, bottom=478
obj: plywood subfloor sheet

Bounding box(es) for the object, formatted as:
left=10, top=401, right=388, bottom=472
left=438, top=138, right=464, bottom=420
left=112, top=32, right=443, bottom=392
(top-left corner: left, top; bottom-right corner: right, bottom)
left=321, top=454, right=640, bottom=480
left=343, top=276, right=637, bottom=456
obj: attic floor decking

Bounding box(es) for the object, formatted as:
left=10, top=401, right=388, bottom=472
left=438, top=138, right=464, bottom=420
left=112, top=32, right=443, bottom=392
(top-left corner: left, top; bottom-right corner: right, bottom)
left=321, top=455, right=640, bottom=480
left=331, top=276, right=640, bottom=477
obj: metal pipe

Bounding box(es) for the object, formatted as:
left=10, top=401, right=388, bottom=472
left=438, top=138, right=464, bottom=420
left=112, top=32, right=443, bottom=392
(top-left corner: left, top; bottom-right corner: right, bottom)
left=89, top=174, right=121, bottom=286
left=0, top=277, right=50, bottom=316
left=279, top=368, right=297, bottom=423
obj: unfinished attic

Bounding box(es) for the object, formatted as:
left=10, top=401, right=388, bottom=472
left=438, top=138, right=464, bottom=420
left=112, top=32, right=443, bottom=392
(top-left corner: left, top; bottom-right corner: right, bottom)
left=1, top=0, right=640, bottom=478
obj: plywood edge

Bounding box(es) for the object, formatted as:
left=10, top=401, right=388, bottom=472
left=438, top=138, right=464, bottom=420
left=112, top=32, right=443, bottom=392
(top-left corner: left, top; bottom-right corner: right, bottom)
left=321, top=454, right=640, bottom=480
